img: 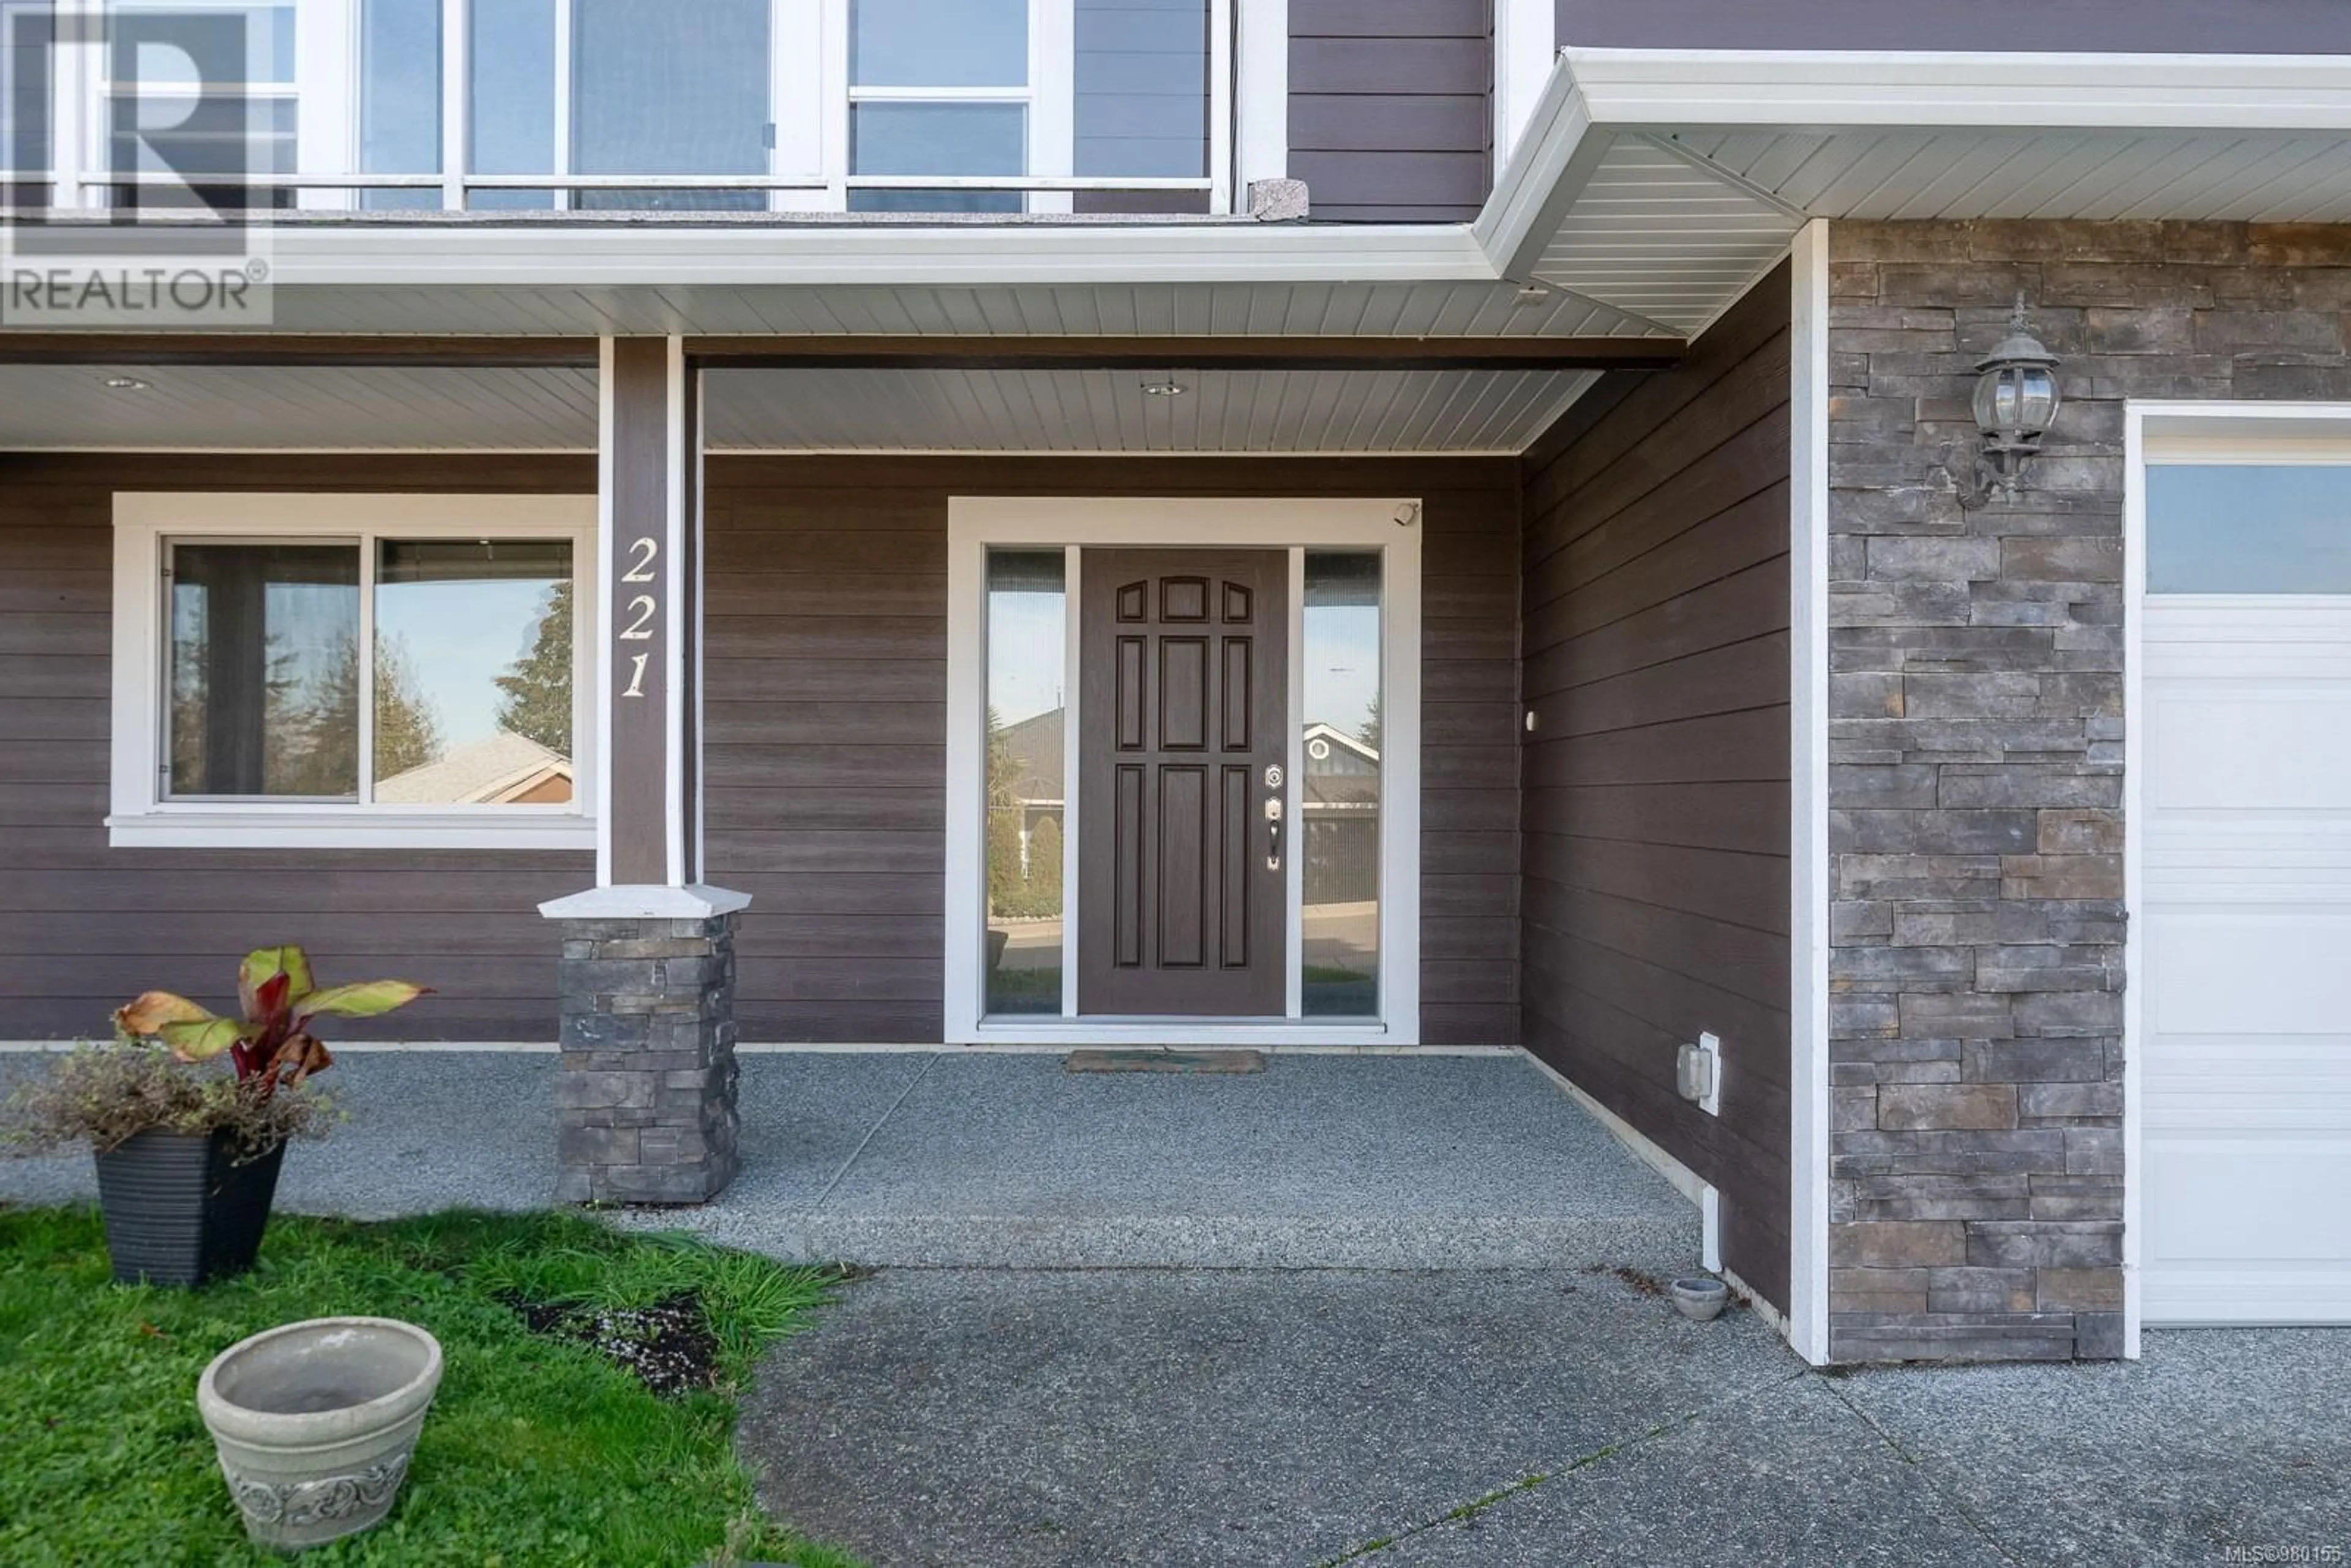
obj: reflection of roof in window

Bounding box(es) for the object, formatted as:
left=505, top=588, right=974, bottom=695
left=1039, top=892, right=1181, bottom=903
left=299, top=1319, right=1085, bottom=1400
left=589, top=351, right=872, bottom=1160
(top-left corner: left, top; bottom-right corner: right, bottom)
left=375, top=730, right=572, bottom=805
left=998, top=706, right=1065, bottom=804
left=1303, top=722, right=1379, bottom=806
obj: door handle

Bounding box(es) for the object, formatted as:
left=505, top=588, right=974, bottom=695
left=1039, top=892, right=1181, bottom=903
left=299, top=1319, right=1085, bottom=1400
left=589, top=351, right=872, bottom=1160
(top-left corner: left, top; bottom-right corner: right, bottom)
left=1264, top=794, right=1283, bottom=872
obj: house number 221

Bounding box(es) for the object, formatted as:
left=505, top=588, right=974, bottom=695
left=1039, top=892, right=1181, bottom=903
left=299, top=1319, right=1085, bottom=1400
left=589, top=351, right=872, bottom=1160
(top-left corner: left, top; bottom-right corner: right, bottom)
left=619, top=536, right=659, bottom=697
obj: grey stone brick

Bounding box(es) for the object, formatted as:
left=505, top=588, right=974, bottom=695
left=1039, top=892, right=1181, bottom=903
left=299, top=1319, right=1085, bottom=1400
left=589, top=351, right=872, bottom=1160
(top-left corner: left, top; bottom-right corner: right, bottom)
left=1926, top=1266, right=2037, bottom=1314
left=1895, top=990, right=2014, bottom=1040
left=557, top=1124, right=640, bottom=1166
left=2072, top=1311, right=2126, bottom=1360
left=1965, top=1221, right=2123, bottom=1270
left=1829, top=1221, right=1967, bottom=1269
left=1878, top=1083, right=2019, bottom=1131
left=551, top=1071, right=655, bottom=1112
left=1962, top=1038, right=2109, bottom=1082
left=2011, top=990, right=2122, bottom=1036
left=2019, top=1081, right=2123, bottom=1120
left=2063, top=1127, right=2124, bottom=1176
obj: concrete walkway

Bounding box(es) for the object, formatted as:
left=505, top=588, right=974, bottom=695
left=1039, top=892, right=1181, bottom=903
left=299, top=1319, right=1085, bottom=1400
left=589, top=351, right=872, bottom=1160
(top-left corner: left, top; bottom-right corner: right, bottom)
left=0, top=1048, right=1697, bottom=1272
left=740, top=1271, right=2351, bottom=1567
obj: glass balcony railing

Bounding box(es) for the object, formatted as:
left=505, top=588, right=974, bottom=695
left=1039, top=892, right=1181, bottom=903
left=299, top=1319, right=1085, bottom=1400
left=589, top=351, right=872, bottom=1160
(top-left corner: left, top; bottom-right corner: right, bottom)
left=0, top=0, right=1230, bottom=217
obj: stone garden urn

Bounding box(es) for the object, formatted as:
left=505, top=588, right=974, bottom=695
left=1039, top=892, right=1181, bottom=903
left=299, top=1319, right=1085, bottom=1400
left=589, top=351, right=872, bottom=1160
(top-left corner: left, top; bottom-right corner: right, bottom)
left=196, top=1317, right=443, bottom=1551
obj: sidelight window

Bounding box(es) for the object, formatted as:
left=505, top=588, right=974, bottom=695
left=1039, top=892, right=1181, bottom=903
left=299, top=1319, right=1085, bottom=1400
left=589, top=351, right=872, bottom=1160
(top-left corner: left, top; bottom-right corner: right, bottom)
left=1300, top=552, right=1381, bottom=1017
left=984, top=548, right=1068, bottom=1015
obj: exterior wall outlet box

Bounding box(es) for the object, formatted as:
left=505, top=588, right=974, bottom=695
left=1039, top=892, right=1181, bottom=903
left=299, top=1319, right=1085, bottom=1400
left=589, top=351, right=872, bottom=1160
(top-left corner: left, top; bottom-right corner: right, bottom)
left=1676, top=1033, right=1723, bottom=1116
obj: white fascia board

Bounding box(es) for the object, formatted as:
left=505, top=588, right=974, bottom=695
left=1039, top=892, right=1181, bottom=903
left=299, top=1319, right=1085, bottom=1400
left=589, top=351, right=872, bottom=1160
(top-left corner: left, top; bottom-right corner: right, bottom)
left=1472, top=59, right=1609, bottom=283
left=1560, top=48, right=2351, bottom=132
left=258, top=221, right=1499, bottom=290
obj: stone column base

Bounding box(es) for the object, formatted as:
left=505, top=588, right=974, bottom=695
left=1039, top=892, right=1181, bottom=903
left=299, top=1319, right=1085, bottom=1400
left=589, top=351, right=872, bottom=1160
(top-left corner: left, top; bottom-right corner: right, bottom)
left=550, top=911, right=741, bottom=1204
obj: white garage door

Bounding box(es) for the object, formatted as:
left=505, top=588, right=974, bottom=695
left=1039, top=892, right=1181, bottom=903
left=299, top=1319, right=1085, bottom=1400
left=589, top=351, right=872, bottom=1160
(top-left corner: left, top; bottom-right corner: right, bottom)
left=2142, top=457, right=2351, bottom=1324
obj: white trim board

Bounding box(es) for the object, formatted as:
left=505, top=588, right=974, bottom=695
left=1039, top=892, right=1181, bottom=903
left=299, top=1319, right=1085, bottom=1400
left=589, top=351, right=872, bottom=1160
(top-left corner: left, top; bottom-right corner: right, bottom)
left=945, top=496, right=1422, bottom=1048
left=1786, top=222, right=1833, bottom=1368
left=108, top=491, right=599, bottom=851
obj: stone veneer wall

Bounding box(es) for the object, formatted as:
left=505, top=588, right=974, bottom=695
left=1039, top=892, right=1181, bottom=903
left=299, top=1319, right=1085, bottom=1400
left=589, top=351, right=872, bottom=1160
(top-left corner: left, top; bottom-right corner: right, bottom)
left=1826, top=220, right=2351, bottom=1362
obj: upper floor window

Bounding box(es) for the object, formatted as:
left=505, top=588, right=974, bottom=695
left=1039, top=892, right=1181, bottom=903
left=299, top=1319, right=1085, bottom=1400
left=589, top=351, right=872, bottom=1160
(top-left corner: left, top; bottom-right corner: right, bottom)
left=11, top=0, right=1224, bottom=214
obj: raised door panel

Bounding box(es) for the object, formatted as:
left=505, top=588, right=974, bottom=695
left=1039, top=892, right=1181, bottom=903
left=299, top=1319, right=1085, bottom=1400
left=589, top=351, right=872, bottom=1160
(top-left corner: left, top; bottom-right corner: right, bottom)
left=1079, top=549, right=1288, bottom=1016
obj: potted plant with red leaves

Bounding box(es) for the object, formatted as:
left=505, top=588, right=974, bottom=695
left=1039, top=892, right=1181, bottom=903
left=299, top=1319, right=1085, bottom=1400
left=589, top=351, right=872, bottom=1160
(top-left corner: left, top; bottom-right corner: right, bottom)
left=4, top=946, right=427, bottom=1287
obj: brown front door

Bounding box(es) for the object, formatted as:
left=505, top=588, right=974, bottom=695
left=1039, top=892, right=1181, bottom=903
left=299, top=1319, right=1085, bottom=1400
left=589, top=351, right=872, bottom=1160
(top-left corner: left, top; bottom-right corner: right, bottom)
left=1078, top=549, right=1289, bottom=1016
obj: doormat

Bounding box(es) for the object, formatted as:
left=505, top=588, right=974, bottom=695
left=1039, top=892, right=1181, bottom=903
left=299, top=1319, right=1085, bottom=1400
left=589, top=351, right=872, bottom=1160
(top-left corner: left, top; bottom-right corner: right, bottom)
left=1063, top=1049, right=1268, bottom=1075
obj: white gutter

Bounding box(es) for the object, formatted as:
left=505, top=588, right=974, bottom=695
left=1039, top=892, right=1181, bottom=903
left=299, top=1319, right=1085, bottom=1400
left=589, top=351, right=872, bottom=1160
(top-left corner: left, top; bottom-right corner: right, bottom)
left=1561, top=47, right=2351, bottom=131
left=258, top=218, right=1501, bottom=290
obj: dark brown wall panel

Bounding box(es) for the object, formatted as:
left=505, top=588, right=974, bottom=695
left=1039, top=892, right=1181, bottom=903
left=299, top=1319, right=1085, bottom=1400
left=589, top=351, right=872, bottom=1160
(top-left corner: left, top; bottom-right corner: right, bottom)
left=0, top=452, right=596, bottom=1043
left=1291, top=0, right=1491, bottom=223
left=0, top=450, right=1518, bottom=1048
left=1518, top=263, right=1794, bottom=1310
left=1558, top=0, right=2351, bottom=51
left=703, top=454, right=1520, bottom=1046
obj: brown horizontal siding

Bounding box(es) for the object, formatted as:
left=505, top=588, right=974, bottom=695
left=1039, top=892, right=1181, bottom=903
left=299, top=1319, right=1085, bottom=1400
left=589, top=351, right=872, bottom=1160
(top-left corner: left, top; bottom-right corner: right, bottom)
left=0, top=450, right=1516, bottom=1046
left=706, top=454, right=1520, bottom=1045
left=1291, top=0, right=1491, bottom=223
left=0, top=452, right=596, bottom=1043
left=1558, top=0, right=2351, bottom=51
left=1518, top=263, right=1793, bottom=1309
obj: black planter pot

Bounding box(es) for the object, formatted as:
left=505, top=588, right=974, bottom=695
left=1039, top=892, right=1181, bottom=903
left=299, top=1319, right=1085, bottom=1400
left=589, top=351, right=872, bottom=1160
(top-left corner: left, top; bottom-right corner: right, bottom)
left=92, top=1129, right=287, bottom=1288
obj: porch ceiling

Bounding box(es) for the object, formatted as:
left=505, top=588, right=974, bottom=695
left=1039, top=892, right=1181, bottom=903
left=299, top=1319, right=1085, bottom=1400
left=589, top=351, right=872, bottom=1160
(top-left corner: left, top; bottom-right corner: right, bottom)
left=0, top=362, right=599, bottom=450
left=0, top=361, right=1595, bottom=455
left=700, top=366, right=1598, bottom=454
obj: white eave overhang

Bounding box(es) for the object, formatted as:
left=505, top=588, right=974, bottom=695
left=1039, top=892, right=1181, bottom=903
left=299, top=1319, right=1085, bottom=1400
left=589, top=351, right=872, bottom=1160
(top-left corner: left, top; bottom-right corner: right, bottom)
left=11, top=49, right=2351, bottom=343
left=1479, top=48, right=2351, bottom=334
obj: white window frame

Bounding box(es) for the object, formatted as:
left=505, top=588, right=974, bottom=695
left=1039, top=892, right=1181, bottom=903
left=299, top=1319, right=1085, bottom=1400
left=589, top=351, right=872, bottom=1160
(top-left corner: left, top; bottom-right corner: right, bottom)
left=108, top=491, right=599, bottom=849
left=945, top=496, right=1422, bottom=1047
left=824, top=0, right=1074, bottom=215
left=2121, top=399, right=2351, bottom=1357
left=77, top=0, right=369, bottom=210
left=50, top=0, right=1230, bottom=209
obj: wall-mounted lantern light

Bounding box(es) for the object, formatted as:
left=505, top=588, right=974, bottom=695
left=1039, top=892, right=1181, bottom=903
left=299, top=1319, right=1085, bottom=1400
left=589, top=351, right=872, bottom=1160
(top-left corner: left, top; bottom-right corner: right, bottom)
left=1956, top=295, right=2062, bottom=510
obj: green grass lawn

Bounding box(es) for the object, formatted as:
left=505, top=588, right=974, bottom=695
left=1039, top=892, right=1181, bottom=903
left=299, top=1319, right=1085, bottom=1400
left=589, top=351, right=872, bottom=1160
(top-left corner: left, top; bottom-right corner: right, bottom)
left=0, top=1204, right=861, bottom=1567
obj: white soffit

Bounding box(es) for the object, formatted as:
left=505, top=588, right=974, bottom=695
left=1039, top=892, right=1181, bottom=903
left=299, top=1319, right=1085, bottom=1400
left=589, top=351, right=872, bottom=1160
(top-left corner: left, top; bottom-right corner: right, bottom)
left=702, top=367, right=1600, bottom=454
left=1487, top=48, right=2351, bottom=332
left=0, top=362, right=1596, bottom=454
left=0, top=365, right=599, bottom=449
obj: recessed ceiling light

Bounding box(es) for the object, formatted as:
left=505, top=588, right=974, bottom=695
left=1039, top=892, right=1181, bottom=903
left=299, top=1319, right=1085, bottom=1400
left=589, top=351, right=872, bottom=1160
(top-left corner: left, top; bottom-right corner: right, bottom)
left=103, top=375, right=151, bottom=391
left=1139, top=377, right=1187, bottom=397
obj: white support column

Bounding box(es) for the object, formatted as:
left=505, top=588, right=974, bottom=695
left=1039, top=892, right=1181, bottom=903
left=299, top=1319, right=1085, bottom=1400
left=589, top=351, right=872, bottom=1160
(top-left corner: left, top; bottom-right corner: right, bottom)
left=543, top=336, right=746, bottom=1206
left=1493, top=0, right=1554, bottom=167
left=1788, top=218, right=1834, bottom=1367
left=438, top=0, right=465, bottom=209
left=545, top=334, right=742, bottom=917
left=1234, top=0, right=1286, bottom=189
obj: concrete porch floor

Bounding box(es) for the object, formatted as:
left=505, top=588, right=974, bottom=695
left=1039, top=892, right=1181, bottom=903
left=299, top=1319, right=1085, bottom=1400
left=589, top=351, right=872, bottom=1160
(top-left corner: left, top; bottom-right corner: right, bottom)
left=0, top=1048, right=1699, bottom=1274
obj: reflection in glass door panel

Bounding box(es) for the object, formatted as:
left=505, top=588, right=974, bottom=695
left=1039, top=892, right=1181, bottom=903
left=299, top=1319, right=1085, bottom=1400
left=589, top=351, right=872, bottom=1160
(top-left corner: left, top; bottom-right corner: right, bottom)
left=984, top=550, right=1067, bottom=1015
left=1301, top=552, right=1380, bottom=1016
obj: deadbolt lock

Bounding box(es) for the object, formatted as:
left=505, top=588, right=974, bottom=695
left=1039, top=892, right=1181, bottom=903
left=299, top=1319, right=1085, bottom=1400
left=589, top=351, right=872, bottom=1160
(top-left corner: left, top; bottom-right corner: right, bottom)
left=1264, top=763, right=1284, bottom=788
